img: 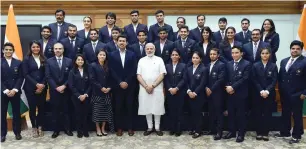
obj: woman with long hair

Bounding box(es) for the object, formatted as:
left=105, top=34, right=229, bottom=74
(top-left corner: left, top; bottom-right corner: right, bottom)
left=77, top=16, right=93, bottom=45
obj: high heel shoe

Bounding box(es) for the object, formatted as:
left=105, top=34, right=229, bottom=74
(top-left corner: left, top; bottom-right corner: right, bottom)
left=101, top=131, right=108, bottom=136
left=38, top=127, right=44, bottom=137
left=96, top=132, right=102, bottom=137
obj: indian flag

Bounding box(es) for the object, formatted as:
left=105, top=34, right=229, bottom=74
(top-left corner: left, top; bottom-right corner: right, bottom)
left=4, top=4, right=29, bottom=117
left=297, top=4, right=306, bottom=56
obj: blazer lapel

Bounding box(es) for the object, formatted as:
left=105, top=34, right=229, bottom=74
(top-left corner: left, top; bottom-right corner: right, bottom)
left=288, top=56, right=303, bottom=73
left=30, top=56, right=39, bottom=69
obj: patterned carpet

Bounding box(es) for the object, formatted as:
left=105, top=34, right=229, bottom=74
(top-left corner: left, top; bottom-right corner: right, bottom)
left=1, top=129, right=306, bottom=149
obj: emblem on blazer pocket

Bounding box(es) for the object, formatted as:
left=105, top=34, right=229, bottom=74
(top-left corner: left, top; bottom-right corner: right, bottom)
left=165, top=50, right=169, bottom=55
left=248, top=39, right=251, bottom=42
left=268, top=71, right=272, bottom=76
left=48, top=48, right=52, bottom=52
left=65, top=67, right=69, bottom=72
left=64, top=31, right=67, bottom=35
left=85, top=76, right=88, bottom=80
left=268, top=39, right=272, bottom=42
left=296, top=69, right=301, bottom=75
left=212, top=72, right=217, bottom=76
left=196, top=74, right=201, bottom=79
left=14, top=67, right=18, bottom=73
left=188, top=48, right=191, bottom=53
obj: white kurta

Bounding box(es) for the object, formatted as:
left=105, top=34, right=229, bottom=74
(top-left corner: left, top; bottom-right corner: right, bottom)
left=137, top=56, right=167, bottom=115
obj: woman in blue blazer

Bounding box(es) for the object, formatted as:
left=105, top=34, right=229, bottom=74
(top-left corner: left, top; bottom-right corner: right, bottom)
left=252, top=47, right=278, bottom=141
left=260, top=19, right=280, bottom=63
left=185, top=51, right=208, bottom=139
left=164, top=49, right=186, bottom=136
left=68, top=54, right=91, bottom=138
left=77, top=16, right=92, bottom=45
left=90, top=49, right=114, bottom=136
left=22, top=41, right=47, bottom=138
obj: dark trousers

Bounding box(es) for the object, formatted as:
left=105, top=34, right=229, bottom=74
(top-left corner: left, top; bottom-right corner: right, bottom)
left=114, top=87, right=135, bottom=130
left=50, top=90, right=71, bottom=132
left=255, top=96, right=273, bottom=136
left=167, top=92, right=184, bottom=132
left=72, top=97, right=89, bottom=133
left=1, top=93, right=21, bottom=137
left=25, top=89, right=46, bottom=129
left=280, top=94, right=304, bottom=139
left=188, top=95, right=204, bottom=133
left=208, top=95, right=224, bottom=134
left=227, top=96, right=246, bottom=137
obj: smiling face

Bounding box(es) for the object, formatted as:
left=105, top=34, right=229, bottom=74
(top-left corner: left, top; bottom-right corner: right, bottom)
left=260, top=49, right=271, bottom=61
left=231, top=48, right=243, bottom=61
left=171, top=50, right=180, bottom=63
left=97, top=50, right=107, bottom=62
left=290, top=45, right=302, bottom=58
left=75, top=56, right=85, bottom=68
left=202, top=29, right=210, bottom=41
left=41, top=28, right=51, bottom=39
left=31, top=43, right=41, bottom=55
left=179, top=28, right=189, bottom=39
left=3, top=45, right=14, bottom=58
left=192, top=53, right=201, bottom=65
left=83, top=17, right=92, bottom=28
left=226, top=28, right=235, bottom=40
left=117, top=37, right=127, bottom=49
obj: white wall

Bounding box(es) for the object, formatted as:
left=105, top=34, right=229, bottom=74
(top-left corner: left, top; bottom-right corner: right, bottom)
left=148, top=14, right=301, bottom=66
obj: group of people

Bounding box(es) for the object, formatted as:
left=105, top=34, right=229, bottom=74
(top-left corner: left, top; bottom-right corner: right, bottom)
left=1, top=9, right=306, bottom=145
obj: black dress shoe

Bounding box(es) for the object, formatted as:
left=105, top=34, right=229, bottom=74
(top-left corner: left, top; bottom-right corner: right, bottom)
left=236, top=136, right=244, bottom=143
left=189, top=131, right=195, bottom=135
left=83, top=132, right=89, bottom=138
left=223, top=132, right=236, bottom=139
left=214, top=134, right=222, bottom=140
left=156, top=130, right=164, bottom=136
left=262, top=136, right=269, bottom=141
left=169, top=131, right=175, bottom=136
left=192, top=132, right=201, bottom=139
left=77, top=132, right=83, bottom=138
left=15, top=134, right=22, bottom=140
left=143, top=129, right=154, bottom=136
left=175, top=132, right=182, bottom=137
left=274, top=133, right=290, bottom=138
left=65, top=130, right=73, bottom=136
left=289, top=138, right=300, bottom=144
left=51, top=132, right=59, bottom=138
left=203, top=131, right=213, bottom=135
left=1, top=136, right=6, bottom=142
left=96, top=131, right=102, bottom=137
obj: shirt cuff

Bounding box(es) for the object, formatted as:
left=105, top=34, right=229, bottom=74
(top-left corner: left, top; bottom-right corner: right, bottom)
left=175, top=87, right=179, bottom=91
left=84, top=94, right=89, bottom=97
left=260, top=90, right=265, bottom=94
left=187, top=89, right=191, bottom=94
left=264, top=90, right=270, bottom=95
left=3, top=89, right=9, bottom=94
left=12, top=88, right=19, bottom=93
left=168, top=88, right=172, bottom=91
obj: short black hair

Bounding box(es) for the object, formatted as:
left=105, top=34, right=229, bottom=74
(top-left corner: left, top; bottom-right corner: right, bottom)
left=3, top=42, right=15, bottom=52
left=137, top=30, right=147, bottom=36
left=111, top=26, right=121, bottom=33
left=218, top=17, right=227, bottom=23
left=155, top=10, right=164, bottom=15
left=171, top=48, right=181, bottom=57
left=252, top=29, right=261, bottom=34
left=241, top=18, right=250, bottom=24
left=41, top=25, right=52, bottom=32
left=210, top=48, right=220, bottom=54
left=130, top=10, right=139, bottom=15
left=197, top=14, right=206, bottom=20
left=89, top=28, right=98, bottom=34
left=106, top=12, right=117, bottom=20
left=192, top=51, right=203, bottom=59
left=176, top=17, right=186, bottom=24
left=232, top=46, right=243, bottom=52
left=55, top=9, right=65, bottom=16
left=290, top=40, right=304, bottom=49
left=117, top=34, right=127, bottom=41
left=179, top=25, right=189, bottom=32
left=158, top=27, right=168, bottom=33
left=68, top=24, right=77, bottom=30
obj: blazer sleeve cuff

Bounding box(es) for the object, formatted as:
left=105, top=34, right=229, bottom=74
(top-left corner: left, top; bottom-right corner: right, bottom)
left=3, top=89, right=9, bottom=94
left=12, top=88, right=19, bottom=93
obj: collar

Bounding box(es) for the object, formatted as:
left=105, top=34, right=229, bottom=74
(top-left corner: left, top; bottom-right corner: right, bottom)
left=32, top=54, right=40, bottom=58
left=132, top=23, right=138, bottom=27
left=234, top=58, right=242, bottom=63
left=157, top=23, right=165, bottom=27
left=91, top=40, right=98, bottom=44
left=252, top=41, right=260, bottom=45
left=193, top=64, right=200, bottom=69
left=211, top=60, right=218, bottom=65
left=290, top=56, right=301, bottom=61
left=68, top=37, right=76, bottom=41
left=139, top=42, right=146, bottom=45
left=198, top=27, right=203, bottom=31
left=56, top=56, right=63, bottom=60
left=160, top=39, right=167, bottom=44
left=181, top=38, right=188, bottom=42
left=119, top=49, right=127, bottom=53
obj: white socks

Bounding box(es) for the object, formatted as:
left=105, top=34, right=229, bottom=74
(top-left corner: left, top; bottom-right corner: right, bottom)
left=145, top=114, right=161, bottom=131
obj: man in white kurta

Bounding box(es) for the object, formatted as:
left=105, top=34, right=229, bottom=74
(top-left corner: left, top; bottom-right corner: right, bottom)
left=137, top=43, right=167, bottom=136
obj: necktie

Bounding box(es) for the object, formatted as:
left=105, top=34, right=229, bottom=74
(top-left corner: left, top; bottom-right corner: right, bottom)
left=233, top=62, right=238, bottom=71
left=70, top=39, right=75, bottom=48
left=253, top=42, right=258, bottom=60
left=57, top=58, right=62, bottom=69
left=182, top=40, right=186, bottom=48
left=57, top=24, right=61, bottom=40
left=92, top=42, right=96, bottom=52
left=286, top=58, right=294, bottom=72
left=243, top=31, right=247, bottom=39
left=221, top=31, right=225, bottom=39
left=140, top=44, right=145, bottom=55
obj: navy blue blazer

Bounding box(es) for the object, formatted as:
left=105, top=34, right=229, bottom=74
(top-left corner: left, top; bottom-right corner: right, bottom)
left=148, top=23, right=174, bottom=42
left=261, top=32, right=280, bottom=63
left=22, top=56, right=47, bottom=92
left=154, top=40, right=174, bottom=64
left=99, top=25, right=118, bottom=43
left=278, top=56, right=306, bottom=99
left=77, top=29, right=91, bottom=45
left=123, top=23, right=148, bottom=45
left=184, top=63, right=208, bottom=96
left=48, top=22, right=71, bottom=41
left=207, top=60, right=226, bottom=99
left=235, top=30, right=252, bottom=45
left=68, top=68, right=91, bottom=98
left=105, top=40, right=118, bottom=53
left=212, top=30, right=224, bottom=45
left=109, top=50, right=137, bottom=88
left=219, top=41, right=243, bottom=63
left=173, top=31, right=180, bottom=41
left=164, top=63, right=186, bottom=91
left=129, top=42, right=147, bottom=62
left=1, top=58, right=23, bottom=93
left=38, top=38, right=57, bottom=59
left=83, top=41, right=106, bottom=63
left=252, top=61, right=278, bottom=96
left=225, top=59, right=251, bottom=99
left=173, top=38, right=196, bottom=64
left=45, top=56, right=72, bottom=90
left=242, top=41, right=270, bottom=63
left=189, top=27, right=202, bottom=42
left=60, top=37, right=85, bottom=60
left=90, top=62, right=113, bottom=96
left=194, top=41, right=218, bottom=66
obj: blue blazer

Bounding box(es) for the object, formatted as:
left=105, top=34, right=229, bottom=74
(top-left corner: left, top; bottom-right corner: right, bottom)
left=1, top=58, right=23, bottom=93
left=148, top=23, right=174, bottom=42
left=83, top=41, right=106, bottom=63
left=164, top=63, right=186, bottom=91
left=38, top=38, right=57, bottom=59
left=173, top=31, right=180, bottom=41
left=105, top=40, right=118, bottom=53
left=154, top=40, right=174, bottom=64
left=123, top=23, right=148, bottom=45
left=261, top=31, right=280, bottom=63
left=212, top=30, right=223, bottom=45
left=189, top=27, right=202, bottom=42
left=225, top=59, right=251, bottom=99
left=90, top=62, right=113, bottom=96
left=99, top=25, right=119, bottom=43
left=173, top=38, right=196, bottom=64
left=252, top=61, right=278, bottom=97
left=194, top=41, right=218, bottom=66
left=235, top=30, right=252, bottom=45
left=60, top=37, right=85, bottom=60
left=45, top=56, right=72, bottom=90
left=129, top=42, right=147, bottom=62
left=278, top=56, right=306, bottom=99
left=207, top=60, right=226, bottom=99
left=68, top=67, right=91, bottom=98
left=77, top=29, right=91, bottom=45
left=22, top=56, right=47, bottom=92
left=109, top=50, right=137, bottom=88
left=48, top=22, right=71, bottom=41
left=219, top=41, right=243, bottom=63
left=242, top=41, right=270, bottom=63
left=184, top=63, right=208, bottom=96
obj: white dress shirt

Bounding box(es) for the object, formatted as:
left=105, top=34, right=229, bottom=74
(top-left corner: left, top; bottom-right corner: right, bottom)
left=160, top=40, right=166, bottom=53
left=230, top=41, right=234, bottom=48
left=192, top=64, right=199, bottom=74
left=68, top=37, right=76, bottom=48
left=209, top=60, right=217, bottom=73
left=173, top=63, right=177, bottom=73
left=119, top=49, right=126, bottom=68
left=6, top=58, right=12, bottom=67
left=43, top=40, right=48, bottom=53
left=32, top=54, right=41, bottom=69
left=91, top=41, right=98, bottom=51
left=79, top=68, right=83, bottom=77
left=85, top=30, right=89, bottom=38
left=108, top=27, right=112, bottom=37
left=203, top=43, right=208, bottom=55
left=133, top=23, right=138, bottom=33
left=285, top=56, right=300, bottom=72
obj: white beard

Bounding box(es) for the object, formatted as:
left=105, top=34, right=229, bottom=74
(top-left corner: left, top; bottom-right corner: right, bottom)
left=147, top=53, right=154, bottom=57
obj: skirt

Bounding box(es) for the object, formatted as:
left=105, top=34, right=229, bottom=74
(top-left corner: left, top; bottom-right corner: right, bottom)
left=91, top=94, right=114, bottom=132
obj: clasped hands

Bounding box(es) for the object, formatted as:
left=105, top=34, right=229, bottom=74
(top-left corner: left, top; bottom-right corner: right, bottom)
left=35, top=83, right=45, bottom=94
left=225, top=86, right=234, bottom=94
left=101, top=87, right=111, bottom=94
left=119, top=82, right=128, bottom=89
